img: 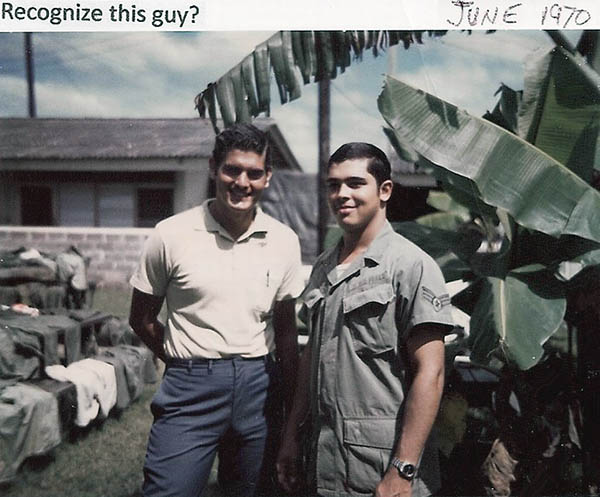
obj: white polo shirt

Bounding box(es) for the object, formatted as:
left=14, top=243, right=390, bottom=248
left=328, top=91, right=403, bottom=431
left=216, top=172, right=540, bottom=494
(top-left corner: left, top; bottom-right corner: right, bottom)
left=130, top=200, right=304, bottom=359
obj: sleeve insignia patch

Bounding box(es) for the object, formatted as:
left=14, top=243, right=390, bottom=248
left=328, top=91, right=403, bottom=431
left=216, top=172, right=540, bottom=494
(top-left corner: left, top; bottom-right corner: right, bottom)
left=422, top=287, right=451, bottom=312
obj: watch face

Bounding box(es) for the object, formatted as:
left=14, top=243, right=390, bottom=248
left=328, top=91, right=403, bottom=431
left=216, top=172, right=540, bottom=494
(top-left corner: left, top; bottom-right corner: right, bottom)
left=392, top=459, right=416, bottom=480
left=403, top=464, right=415, bottom=477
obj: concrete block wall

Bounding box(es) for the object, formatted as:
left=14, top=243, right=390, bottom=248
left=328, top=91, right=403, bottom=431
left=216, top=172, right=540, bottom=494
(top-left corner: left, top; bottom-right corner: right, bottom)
left=0, top=226, right=153, bottom=288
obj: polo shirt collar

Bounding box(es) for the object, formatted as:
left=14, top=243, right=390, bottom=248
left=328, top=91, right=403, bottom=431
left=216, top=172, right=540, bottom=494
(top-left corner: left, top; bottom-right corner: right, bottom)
left=197, top=199, right=269, bottom=242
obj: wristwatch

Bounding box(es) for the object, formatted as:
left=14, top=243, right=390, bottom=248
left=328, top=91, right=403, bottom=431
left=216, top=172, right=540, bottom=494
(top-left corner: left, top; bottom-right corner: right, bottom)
left=391, top=458, right=416, bottom=481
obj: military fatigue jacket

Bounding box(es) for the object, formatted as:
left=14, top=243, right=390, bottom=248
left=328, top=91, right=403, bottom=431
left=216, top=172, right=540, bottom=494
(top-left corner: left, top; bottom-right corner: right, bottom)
left=301, top=222, right=454, bottom=497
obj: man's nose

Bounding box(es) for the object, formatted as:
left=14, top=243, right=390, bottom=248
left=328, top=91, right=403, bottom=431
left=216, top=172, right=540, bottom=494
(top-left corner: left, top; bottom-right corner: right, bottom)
left=234, top=170, right=250, bottom=187
left=337, top=183, right=351, bottom=197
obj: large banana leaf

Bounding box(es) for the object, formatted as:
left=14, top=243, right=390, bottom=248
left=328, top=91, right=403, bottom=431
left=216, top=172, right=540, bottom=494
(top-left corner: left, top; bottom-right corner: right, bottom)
left=253, top=42, right=270, bottom=113
left=291, top=31, right=310, bottom=84
left=518, top=46, right=600, bottom=182
left=194, top=82, right=218, bottom=133
left=241, top=54, right=260, bottom=116
left=268, top=32, right=301, bottom=105
left=215, top=74, right=236, bottom=127
left=383, top=126, right=419, bottom=163
left=467, top=267, right=566, bottom=370
left=230, top=65, right=250, bottom=124
left=378, top=76, right=600, bottom=244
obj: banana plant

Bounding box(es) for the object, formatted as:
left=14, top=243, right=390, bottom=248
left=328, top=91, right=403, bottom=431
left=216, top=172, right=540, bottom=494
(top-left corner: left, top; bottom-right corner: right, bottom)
left=195, top=30, right=450, bottom=132
left=377, top=44, right=600, bottom=371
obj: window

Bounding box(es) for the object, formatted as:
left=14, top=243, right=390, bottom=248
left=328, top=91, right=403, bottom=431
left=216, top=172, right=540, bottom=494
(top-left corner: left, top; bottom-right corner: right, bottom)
left=17, top=172, right=175, bottom=227
left=20, top=185, right=53, bottom=225
left=137, top=188, right=173, bottom=227
left=98, top=185, right=135, bottom=227
left=59, top=183, right=94, bottom=226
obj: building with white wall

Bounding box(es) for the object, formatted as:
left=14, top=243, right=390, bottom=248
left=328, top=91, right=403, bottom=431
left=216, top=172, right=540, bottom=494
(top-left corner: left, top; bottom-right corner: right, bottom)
left=0, top=117, right=302, bottom=227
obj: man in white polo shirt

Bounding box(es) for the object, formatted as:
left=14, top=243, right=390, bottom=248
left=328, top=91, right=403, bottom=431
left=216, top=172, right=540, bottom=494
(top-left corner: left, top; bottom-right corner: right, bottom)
left=129, top=123, right=304, bottom=497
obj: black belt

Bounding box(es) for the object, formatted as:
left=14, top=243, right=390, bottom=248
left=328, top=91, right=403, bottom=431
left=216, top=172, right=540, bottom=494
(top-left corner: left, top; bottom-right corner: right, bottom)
left=167, top=355, right=267, bottom=366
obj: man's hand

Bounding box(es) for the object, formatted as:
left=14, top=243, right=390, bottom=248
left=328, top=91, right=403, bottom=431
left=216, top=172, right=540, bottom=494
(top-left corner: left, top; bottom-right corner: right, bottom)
left=276, top=434, right=301, bottom=494
left=375, top=470, right=412, bottom=497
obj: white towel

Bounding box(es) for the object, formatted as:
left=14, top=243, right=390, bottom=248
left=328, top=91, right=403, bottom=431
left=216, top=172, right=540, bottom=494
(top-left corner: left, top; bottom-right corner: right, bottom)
left=45, top=358, right=117, bottom=427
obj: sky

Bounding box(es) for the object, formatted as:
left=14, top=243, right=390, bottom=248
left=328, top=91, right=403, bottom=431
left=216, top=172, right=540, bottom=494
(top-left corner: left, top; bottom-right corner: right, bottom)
left=0, top=30, right=582, bottom=172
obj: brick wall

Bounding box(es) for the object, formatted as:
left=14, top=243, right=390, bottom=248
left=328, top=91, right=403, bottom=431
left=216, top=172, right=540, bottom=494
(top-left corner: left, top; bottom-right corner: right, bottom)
left=0, top=226, right=153, bottom=288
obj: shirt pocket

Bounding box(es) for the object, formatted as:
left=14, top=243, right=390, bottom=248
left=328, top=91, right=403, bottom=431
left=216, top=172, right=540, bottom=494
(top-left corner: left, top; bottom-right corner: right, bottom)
left=251, top=265, right=283, bottom=314
left=342, top=283, right=396, bottom=356
left=343, top=417, right=397, bottom=494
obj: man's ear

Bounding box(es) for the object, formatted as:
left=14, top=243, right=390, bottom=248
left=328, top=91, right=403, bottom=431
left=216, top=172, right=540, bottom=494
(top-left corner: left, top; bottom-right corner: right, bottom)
left=379, top=179, right=393, bottom=202
left=264, top=168, right=272, bottom=188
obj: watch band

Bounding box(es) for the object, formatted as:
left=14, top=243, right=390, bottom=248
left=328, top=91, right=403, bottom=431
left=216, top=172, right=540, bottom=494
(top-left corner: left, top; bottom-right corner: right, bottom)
left=391, top=458, right=416, bottom=481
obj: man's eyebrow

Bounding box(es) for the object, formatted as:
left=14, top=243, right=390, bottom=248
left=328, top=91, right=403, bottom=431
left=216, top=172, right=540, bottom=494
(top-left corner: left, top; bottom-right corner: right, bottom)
left=223, top=163, right=264, bottom=170
left=326, top=176, right=367, bottom=182
left=328, top=176, right=368, bottom=183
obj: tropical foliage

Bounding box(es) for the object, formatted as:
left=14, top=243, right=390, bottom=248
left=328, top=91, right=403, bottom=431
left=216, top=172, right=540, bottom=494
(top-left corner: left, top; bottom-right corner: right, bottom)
left=194, top=30, right=448, bottom=132
left=378, top=43, right=600, bottom=371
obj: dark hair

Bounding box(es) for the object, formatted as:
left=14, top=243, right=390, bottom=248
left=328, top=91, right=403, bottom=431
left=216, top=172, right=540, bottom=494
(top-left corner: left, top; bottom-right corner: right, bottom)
left=212, top=123, right=271, bottom=169
left=328, top=142, right=391, bottom=186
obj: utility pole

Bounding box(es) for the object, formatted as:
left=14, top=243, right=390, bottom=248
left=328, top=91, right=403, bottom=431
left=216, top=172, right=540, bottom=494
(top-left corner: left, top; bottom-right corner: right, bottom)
left=24, top=32, right=36, bottom=118
left=317, top=76, right=331, bottom=254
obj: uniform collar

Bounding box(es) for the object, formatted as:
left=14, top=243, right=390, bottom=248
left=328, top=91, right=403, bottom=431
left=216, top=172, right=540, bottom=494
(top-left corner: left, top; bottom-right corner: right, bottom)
left=197, top=199, right=269, bottom=242
left=362, top=221, right=395, bottom=265
left=323, top=222, right=395, bottom=286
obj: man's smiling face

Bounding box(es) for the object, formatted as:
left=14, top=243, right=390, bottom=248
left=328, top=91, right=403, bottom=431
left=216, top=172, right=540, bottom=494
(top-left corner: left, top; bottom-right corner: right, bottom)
left=326, top=158, right=389, bottom=233
left=211, top=148, right=271, bottom=214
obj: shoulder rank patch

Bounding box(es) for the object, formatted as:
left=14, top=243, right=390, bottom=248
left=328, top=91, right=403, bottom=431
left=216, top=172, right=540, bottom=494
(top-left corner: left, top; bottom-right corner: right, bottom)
left=422, top=287, right=451, bottom=312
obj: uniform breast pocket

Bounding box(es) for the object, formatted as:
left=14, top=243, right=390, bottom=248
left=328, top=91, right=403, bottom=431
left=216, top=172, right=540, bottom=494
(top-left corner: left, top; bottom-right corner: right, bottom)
left=342, top=283, right=396, bottom=355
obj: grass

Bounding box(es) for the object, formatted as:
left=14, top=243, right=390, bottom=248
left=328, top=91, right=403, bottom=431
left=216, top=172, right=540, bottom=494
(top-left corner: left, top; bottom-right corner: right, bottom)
left=2, top=383, right=154, bottom=497
left=89, top=285, right=134, bottom=320
left=0, top=286, right=223, bottom=497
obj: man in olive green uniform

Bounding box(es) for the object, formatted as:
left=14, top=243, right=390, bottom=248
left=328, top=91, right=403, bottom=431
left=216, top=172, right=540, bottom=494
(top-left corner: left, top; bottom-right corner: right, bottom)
left=277, top=143, right=454, bottom=497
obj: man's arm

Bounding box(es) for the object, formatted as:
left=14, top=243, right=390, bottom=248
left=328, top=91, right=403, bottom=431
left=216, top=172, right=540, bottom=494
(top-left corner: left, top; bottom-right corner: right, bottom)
left=129, top=288, right=166, bottom=362
left=272, top=298, right=300, bottom=413
left=276, top=341, right=312, bottom=493
left=375, top=324, right=446, bottom=497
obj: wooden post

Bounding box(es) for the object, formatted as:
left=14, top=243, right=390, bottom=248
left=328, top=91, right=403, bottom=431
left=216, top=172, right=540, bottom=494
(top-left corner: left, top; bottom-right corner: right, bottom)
left=24, top=32, right=36, bottom=118
left=317, top=76, right=331, bottom=254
